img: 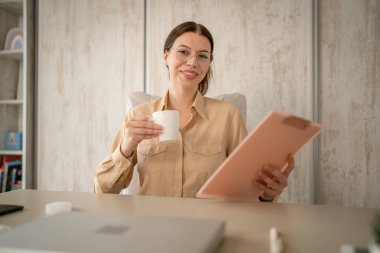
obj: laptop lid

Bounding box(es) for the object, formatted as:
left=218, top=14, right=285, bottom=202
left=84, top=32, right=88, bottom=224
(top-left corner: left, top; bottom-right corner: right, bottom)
left=0, top=212, right=225, bottom=253
left=196, top=110, right=323, bottom=201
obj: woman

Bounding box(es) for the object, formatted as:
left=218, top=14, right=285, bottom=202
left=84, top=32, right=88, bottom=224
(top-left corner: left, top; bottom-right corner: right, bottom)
left=94, top=21, right=293, bottom=201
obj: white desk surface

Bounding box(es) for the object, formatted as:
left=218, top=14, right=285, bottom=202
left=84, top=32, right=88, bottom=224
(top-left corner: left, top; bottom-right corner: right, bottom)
left=0, top=190, right=377, bottom=253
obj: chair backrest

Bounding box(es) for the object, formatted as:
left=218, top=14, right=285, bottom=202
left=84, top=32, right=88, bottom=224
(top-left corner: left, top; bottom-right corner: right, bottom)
left=121, top=91, right=247, bottom=195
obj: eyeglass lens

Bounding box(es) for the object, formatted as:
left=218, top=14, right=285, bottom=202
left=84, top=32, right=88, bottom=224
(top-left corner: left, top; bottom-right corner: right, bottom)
left=172, top=48, right=211, bottom=65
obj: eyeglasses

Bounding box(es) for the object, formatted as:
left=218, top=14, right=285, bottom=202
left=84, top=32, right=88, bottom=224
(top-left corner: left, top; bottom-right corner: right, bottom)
left=169, top=47, right=212, bottom=66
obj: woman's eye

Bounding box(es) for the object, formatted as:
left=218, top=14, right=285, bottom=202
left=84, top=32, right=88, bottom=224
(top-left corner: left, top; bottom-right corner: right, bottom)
left=198, top=53, right=209, bottom=60
left=178, top=50, right=190, bottom=56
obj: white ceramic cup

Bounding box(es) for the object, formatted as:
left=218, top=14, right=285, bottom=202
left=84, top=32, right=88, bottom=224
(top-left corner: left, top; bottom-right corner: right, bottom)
left=152, top=110, right=180, bottom=142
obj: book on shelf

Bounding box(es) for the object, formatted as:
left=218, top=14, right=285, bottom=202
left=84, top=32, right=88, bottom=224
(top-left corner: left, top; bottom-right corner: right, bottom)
left=0, top=170, right=3, bottom=193
left=1, top=159, right=22, bottom=193
left=11, top=165, right=22, bottom=184
left=10, top=183, right=22, bottom=191
left=0, top=155, right=22, bottom=193
left=0, top=155, right=22, bottom=172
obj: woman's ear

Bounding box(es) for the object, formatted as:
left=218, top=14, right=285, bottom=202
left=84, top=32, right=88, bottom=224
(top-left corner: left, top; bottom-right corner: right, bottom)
left=163, top=51, right=169, bottom=66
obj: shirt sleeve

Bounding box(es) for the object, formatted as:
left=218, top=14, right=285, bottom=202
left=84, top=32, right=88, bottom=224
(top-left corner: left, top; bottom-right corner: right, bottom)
left=227, top=106, right=248, bottom=155
left=93, top=115, right=137, bottom=194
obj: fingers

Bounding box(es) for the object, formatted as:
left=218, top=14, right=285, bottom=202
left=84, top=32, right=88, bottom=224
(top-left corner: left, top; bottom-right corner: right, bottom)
left=124, top=115, right=163, bottom=143
left=283, top=154, right=295, bottom=176
left=130, top=115, right=153, bottom=121
left=126, top=116, right=162, bottom=133
left=128, top=116, right=161, bottom=129
left=253, top=179, right=278, bottom=200
left=120, top=115, right=164, bottom=156
left=255, top=169, right=284, bottom=193
left=127, top=124, right=162, bottom=135
left=253, top=160, right=293, bottom=200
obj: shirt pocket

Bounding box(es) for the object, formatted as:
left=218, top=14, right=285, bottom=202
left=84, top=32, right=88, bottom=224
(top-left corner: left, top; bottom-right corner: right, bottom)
left=137, top=142, right=168, bottom=174
left=185, top=143, right=225, bottom=177
left=137, top=142, right=173, bottom=196
left=138, top=143, right=167, bottom=156
left=187, top=143, right=223, bottom=157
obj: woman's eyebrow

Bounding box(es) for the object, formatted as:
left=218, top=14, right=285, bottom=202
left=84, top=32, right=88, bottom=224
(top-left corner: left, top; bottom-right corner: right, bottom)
left=176, top=45, right=191, bottom=49
left=176, top=45, right=210, bottom=53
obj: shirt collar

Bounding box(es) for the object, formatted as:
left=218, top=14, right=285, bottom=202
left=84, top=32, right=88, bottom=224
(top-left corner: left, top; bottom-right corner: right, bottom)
left=158, top=90, right=169, bottom=110
left=159, top=90, right=207, bottom=119
left=192, top=91, right=206, bottom=119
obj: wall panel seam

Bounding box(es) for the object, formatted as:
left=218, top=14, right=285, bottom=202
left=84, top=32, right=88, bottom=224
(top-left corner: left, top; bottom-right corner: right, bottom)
left=143, top=0, right=147, bottom=92
left=311, top=0, right=320, bottom=204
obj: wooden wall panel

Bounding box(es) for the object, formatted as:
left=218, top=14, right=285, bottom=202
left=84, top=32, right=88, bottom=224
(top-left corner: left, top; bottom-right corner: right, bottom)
left=37, top=0, right=144, bottom=191
left=318, top=0, right=380, bottom=207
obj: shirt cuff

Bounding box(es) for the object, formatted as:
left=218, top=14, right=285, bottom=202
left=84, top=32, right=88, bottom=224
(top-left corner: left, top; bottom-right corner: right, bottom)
left=112, top=144, right=133, bottom=163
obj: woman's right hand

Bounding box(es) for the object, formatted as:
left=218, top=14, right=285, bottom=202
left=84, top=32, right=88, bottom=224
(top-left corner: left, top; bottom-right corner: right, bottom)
left=120, top=115, right=163, bottom=157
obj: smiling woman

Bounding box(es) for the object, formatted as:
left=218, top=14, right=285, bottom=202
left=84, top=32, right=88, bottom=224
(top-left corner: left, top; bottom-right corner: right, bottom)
left=162, top=22, right=214, bottom=96
left=94, top=21, right=293, bottom=201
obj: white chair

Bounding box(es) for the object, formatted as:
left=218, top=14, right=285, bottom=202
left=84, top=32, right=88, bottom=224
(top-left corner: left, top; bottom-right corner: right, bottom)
left=121, top=92, right=247, bottom=195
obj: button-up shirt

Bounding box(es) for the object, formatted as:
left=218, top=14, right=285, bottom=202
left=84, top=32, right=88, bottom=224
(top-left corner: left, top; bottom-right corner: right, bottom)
left=94, top=91, right=248, bottom=197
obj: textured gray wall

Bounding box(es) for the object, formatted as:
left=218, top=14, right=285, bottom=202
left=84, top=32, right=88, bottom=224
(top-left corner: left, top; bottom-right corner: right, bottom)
left=36, top=0, right=380, bottom=208
left=37, top=0, right=144, bottom=191
left=318, top=0, right=380, bottom=207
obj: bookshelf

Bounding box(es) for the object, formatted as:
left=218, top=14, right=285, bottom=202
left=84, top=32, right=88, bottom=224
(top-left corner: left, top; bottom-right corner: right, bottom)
left=0, top=0, right=34, bottom=191
left=0, top=49, right=22, bottom=60
left=0, top=99, right=23, bottom=105
left=0, top=150, right=23, bottom=155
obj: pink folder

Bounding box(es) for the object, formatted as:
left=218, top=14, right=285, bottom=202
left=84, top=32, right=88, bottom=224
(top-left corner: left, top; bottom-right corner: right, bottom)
left=196, top=110, right=323, bottom=201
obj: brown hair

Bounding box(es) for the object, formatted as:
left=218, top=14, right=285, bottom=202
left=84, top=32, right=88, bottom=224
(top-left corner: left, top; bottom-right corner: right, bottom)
left=164, top=21, right=214, bottom=95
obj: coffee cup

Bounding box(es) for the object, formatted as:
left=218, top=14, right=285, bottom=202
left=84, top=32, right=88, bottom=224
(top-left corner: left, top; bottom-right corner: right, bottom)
left=152, top=110, right=180, bottom=142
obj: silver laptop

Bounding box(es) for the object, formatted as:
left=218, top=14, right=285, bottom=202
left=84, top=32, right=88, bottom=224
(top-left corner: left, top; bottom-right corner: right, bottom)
left=0, top=212, right=225, bottom=253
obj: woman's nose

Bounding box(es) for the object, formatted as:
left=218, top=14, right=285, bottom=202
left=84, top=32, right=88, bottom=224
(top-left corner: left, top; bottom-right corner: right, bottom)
left=186, top=54, right=199, bottom=66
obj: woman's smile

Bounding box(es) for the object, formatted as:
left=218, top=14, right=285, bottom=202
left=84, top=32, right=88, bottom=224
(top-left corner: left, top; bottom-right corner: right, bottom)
left=181, top=69, right=198, bottom=80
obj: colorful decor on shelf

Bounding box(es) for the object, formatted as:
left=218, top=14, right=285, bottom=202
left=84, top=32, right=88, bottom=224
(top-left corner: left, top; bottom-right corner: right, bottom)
left=4, top=27, right=23, bottom=50
left=4, top=132, right=22, bottom=151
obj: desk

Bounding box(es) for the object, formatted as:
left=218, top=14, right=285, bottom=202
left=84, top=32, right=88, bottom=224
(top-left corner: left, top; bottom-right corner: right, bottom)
left=0, top=190, right=377, bottom=253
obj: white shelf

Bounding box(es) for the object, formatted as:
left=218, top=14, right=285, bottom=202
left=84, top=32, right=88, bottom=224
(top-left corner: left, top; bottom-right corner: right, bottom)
left=0, top=50, right=23, bottom=60
left=0, top=99, right=23, bottom=105
left=0, top=0, right=33, bottom=191
left=0, top=150, right=22, bottom=155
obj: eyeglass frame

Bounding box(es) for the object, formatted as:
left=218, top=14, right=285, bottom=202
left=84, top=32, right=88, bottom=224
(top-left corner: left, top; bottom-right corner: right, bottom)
left=166, top=47, right=213, bottom=66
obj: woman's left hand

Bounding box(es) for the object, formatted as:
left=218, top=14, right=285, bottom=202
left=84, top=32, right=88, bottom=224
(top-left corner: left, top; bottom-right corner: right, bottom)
left=253, top=155, right=295, bottom=201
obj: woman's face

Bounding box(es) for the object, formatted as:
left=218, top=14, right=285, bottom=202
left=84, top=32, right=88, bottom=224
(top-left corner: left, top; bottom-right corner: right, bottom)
left=164, top=32, right=211, bottom=92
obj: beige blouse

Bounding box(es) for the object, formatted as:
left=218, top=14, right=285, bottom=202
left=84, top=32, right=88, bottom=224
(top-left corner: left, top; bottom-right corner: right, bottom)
left=94, top=91, right=248, bottom=197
